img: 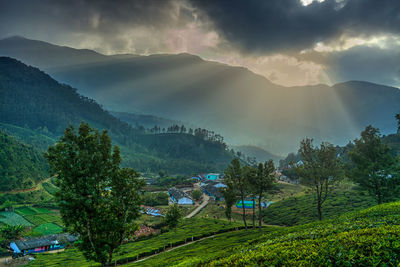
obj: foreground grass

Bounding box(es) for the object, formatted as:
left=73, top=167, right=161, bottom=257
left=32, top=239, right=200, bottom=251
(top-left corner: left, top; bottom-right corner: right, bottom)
left=29, top=218, right=242, bottom=266
left=132, top=201, right=400, bottom=266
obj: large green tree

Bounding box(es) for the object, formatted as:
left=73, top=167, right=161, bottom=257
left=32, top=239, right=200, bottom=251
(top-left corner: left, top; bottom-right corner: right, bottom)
left=224, top=158, right=248, bottom=230
left=45, top=122, right=144, bottom=266
left=297, top=138, right=343, bottom=220
left=348, top=126, right=398, bottom=204
left=255, top=160, right=275, bottom=231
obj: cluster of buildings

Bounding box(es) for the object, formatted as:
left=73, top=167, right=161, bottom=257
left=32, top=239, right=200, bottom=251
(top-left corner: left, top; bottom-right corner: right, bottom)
left=168, top=173, right=226, bottom=204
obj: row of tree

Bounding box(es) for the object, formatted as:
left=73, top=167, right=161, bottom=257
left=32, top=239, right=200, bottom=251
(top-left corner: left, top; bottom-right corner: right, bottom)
left=222, top=158, right=275, bottom=231
left=149, top=124, right=226, bottom=146
left=290, top=124, right=400, bottom=222
left=222, top=118, right=400, bottom=228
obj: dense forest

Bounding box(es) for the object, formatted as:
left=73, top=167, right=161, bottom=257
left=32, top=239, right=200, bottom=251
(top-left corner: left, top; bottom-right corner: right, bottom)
left=0, top=57, right=234, bottom=181
left=0, top=130, right=48, bottom=191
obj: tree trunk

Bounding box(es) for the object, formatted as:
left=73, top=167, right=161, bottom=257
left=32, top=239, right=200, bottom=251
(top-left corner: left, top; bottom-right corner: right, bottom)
left=240, top=193, right=247, bottom=230
left=258, top=193, right=263, bottom=231
left=317, top=200, right=322, bottom=221
left=252, top=196, right=255, bottom=229
left=108, top=247, right=114, bottom=266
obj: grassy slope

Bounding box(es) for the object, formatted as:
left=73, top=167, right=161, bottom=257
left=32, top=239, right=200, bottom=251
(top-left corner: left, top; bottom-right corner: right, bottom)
left=263, top=186, right=377, bottom=226
left=129, top=201, right=400, bottom=266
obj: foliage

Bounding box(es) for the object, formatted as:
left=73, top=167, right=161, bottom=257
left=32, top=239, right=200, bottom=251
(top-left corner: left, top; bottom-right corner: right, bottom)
left=262, top=188, right=376, bottom=226
left=164, top=204, right=183, bottom=228
left=396, top=113, right=400, bottom=133
left=0, top=187, right=54, bottom=208
left=42, top=181, right=59, bottom=195
left=153, top=176, right=194, bottom=188
left=191, top=190, right=203, bottom=201
left=45, top=122, right=144, bottom=265
left=144, top=192, right=169, bottom=206
left=297, top=138, right=343, bottom=220
left=0, top=130, right=48, bottom=191
left=347, top=125, right=399, bottom=204
left=0, top=225, right=23, bottom=240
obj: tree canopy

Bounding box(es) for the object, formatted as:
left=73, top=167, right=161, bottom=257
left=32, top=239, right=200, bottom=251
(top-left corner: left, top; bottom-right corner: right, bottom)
left=45, top=122, right=144, bottom=265
left=297, top=138, right=343, bottom=220
left=347, top=126, right=399, bottom=204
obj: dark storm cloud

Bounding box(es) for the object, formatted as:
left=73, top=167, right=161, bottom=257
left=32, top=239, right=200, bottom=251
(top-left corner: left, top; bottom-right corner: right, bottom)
left=0, top=0, right=188, bottom=33
left=189, top=0, right=400, bottom=53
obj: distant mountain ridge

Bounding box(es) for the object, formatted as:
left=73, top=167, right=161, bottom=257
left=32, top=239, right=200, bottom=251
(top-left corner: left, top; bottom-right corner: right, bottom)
left=232, top=145, right=282, bottom=164
left=1, top=36, right=399, bottom=154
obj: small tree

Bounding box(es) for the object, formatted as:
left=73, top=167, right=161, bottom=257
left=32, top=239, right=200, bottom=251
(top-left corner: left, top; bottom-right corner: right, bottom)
left=396, top=113, right=400, bottom=133
left=0, top=225, right=23, bottom=240
left=254, top=160, right=275, bottom=231
left=297, top=138, right=343, bottom=221
left=220, top=181, right=236, bottom=222
left=164, top=203, right=183, bottom=228
left=224, top=158, right=248, bottom=230
left=191, top=189, right=203, bottom=201
left=243, top=166, right=257, bottom=229
left=45, top=122, right=144, bottom=266
left=347, top=126, right=398, bottom=204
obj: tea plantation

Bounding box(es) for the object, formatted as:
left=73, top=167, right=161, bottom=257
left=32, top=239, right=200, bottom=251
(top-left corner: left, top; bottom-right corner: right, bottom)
left=262, top=187, right=377, bottom=226
left=127, top=201, right=400, bottom=266
left=29, top=218, right=243, bottom=266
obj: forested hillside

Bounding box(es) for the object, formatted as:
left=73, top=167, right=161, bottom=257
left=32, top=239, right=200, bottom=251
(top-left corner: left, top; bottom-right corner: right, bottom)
left=0, top=57, right=233, bottom=176
left=0, top=130, right=48, bottom=191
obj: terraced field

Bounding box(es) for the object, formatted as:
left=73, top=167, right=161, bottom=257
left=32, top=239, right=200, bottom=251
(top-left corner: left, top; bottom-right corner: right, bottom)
left=32, top=223, right=63, bottom=236
left=1, top=206, right=64, bottom=235
left=0, top=211, right=33, bottom=226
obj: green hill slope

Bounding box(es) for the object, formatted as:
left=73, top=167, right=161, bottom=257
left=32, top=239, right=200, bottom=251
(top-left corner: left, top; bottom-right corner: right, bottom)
left=0, top=57, right=233, bottom=175
left=262, top=187, right=377, bottom=226
left=0, top=130, right=48, bottom=191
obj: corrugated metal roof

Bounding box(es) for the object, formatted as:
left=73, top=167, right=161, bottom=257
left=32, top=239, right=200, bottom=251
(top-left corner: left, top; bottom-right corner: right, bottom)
left=13, top=233, right=78, bottom=251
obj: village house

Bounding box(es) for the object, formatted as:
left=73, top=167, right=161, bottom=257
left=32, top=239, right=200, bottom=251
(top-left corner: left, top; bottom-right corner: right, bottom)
left=10, top=233, right=77, bottom=257
left=206, top=173, right=220, bottom=180
left=168, top=187, right=194, bottom=205
left=202, top=184, right=224, bottom=201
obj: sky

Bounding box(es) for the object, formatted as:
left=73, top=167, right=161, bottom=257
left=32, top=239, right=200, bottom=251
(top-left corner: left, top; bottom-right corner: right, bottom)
left=0, top=0, right=399, bottom=87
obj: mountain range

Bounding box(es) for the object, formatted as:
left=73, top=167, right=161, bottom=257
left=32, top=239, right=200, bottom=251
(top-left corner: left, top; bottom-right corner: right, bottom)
left=1, top=36, right=399, bottom=154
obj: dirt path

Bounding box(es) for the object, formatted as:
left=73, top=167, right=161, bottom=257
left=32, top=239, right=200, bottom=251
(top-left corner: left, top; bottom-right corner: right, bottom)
left=0, top=176, right=54, bottom=194
left=185, top=193, right=210, bottom=219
